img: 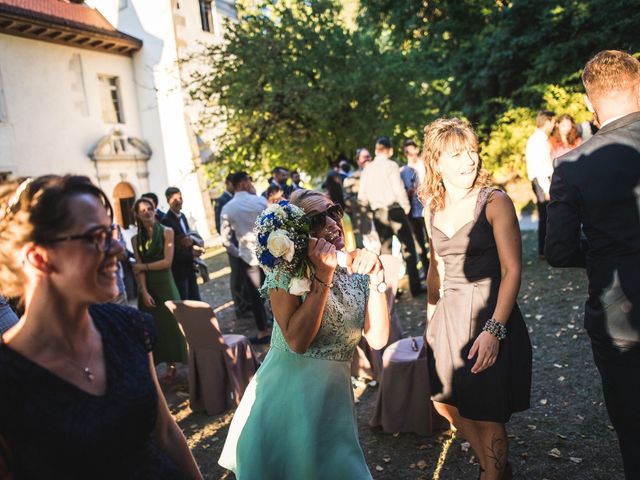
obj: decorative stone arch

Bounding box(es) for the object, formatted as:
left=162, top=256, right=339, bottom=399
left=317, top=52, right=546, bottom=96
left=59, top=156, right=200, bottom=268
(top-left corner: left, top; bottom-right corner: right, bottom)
left=113, top=181, right=136, bottom=228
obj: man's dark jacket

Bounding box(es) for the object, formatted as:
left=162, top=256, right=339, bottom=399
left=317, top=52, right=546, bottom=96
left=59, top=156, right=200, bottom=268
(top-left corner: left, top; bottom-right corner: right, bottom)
left=545, top=111, right=640, bottom=343
left=214, top=191, right=233, bottom=234
left=161, top=210, right=195, bottom=278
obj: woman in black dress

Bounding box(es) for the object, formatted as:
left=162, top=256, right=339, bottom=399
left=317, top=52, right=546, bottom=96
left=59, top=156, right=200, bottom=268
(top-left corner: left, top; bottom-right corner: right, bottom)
left=0, top=175, right=201, bottom=479
left=420, top=119, right=532, bottom=480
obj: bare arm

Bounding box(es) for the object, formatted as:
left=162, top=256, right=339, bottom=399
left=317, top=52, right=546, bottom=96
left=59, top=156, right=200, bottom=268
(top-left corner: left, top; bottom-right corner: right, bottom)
left=148, top=355, right=202, bottom=479
left=424, top=216, right=443, bottom=322
left=269, top=239, right=336, bottom=354
left=486, top=191, right=522, bottom=324
left=468, top=191, right=522, bottom=374
left=352, top=252, right=389, bottom=350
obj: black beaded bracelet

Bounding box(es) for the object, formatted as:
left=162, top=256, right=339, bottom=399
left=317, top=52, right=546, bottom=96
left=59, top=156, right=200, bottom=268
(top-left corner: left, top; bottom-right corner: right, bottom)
left=482, top=318, right=507, bottom=340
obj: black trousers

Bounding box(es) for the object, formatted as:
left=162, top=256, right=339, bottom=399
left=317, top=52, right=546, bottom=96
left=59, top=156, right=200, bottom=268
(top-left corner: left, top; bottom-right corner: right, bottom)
left=531, top=180, right=548, bottom=256
left=228, top=254, right=251, bottom=314
left=589, top=331, right=640, bottom=479
left=373, top=206, right=422, bottom=295
left=173, top=268, right=201, bottom=301
left=238, top=259, right=269, bottom=332
left=410, top=216, right=429, bottom=277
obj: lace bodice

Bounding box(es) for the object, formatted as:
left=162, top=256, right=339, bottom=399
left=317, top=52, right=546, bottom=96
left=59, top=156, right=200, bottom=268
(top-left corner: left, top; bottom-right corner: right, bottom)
left=262, top=267, right=370, bottom=361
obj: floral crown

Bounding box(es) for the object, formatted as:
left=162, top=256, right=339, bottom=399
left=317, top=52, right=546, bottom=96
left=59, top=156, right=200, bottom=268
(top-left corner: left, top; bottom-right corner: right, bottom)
left=255, top=200, right=312, bottom=295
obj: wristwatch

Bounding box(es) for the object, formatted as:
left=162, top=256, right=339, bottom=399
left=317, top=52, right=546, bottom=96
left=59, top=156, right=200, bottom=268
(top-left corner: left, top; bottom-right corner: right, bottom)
left=373, top=280, right=387, bottom=294
left=370, top=271, right=387, bottom=294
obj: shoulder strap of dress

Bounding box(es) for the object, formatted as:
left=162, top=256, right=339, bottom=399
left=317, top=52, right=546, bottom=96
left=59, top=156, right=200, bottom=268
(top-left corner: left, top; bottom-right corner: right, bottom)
left=474, top=187, right=500, bottom=219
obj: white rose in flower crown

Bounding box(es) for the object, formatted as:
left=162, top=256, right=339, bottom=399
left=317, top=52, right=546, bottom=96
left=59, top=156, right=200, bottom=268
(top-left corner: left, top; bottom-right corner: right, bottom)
left=289, top=276, right=311, bottom=296
left=267, top=230, right=295, bottom=262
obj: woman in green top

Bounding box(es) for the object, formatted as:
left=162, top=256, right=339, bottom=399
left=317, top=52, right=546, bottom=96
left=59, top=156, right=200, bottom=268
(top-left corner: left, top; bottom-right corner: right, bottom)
left=132, top=198, right=187, bottom=379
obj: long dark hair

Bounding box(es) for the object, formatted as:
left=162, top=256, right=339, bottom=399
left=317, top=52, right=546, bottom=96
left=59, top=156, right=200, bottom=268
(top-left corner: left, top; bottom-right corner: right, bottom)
left=132, top=197, right=156, bottom=254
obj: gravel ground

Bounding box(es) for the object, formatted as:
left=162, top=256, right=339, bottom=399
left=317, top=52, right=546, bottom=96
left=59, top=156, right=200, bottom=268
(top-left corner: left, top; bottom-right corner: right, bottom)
left=163, top=231, right=623, bottom=479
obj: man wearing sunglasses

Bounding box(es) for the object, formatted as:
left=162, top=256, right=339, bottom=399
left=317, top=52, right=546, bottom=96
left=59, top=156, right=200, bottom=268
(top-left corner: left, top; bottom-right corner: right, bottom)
left=220, top=172, right=272, bottom=343
left=358, top=136, right=425, bottom=296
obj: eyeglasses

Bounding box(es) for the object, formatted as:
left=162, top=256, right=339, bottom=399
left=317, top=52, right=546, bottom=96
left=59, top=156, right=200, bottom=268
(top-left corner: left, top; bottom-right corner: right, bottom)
left=307, top=204, right=344, bottom=230
left=49, top=224, right=117, bottom=253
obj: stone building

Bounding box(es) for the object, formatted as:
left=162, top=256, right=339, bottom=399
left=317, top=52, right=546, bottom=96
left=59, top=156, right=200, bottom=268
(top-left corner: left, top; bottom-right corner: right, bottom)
left=0, top=0, right=235, bottom=235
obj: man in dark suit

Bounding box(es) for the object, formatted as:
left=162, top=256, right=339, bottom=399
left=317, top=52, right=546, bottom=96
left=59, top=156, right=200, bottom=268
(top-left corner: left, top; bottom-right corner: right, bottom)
left=545, top=50, right=640, bottom=479
left=161, top=187, right=202, bottom=301
left=214, top=174, right=250, bottom=317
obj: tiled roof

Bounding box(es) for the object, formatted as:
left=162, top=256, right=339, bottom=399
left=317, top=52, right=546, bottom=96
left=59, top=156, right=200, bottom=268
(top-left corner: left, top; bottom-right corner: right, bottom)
left=0, top=0, right=142, bottom=55
left=0, top=0, right=117, bottom=33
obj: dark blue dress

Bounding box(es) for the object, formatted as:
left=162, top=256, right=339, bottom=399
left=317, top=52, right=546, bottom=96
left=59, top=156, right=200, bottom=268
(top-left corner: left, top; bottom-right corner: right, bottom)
left=0, top=303, right=185, bottom=479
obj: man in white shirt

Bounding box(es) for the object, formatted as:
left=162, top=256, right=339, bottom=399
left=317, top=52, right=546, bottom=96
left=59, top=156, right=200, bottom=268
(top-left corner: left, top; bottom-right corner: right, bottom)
left=359, top=136, right=424, bottom=296
left=220, top=172, right=271, bottom=343
left=525, top=110, right=555, bottom=258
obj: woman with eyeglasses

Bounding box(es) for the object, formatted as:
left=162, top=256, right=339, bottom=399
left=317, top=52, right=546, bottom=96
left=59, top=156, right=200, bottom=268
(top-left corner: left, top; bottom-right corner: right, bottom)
left=131, top=197, right=187, bottom=382
left=219, top=189, right=389, bottom=479
left=0, top=175, right=202, bottom=479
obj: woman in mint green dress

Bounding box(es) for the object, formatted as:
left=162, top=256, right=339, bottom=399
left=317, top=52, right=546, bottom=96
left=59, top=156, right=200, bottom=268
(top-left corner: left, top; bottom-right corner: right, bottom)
left=132, top=198, right=187, bottom=377
left=219, top=189, right=390, bottom=479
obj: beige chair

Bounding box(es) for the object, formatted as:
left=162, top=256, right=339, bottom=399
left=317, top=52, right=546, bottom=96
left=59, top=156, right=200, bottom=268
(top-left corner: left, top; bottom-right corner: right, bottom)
left=165, top=300, right=259, bottom=415
left=370, top=336, right=447, bottom=436
left=351, top=254, right=404, bottom=380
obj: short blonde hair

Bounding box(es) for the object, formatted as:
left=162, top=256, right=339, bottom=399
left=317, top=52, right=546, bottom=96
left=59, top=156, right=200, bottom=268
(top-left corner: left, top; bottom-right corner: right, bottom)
left=418, top=118, right=491, bottom=212
left=582, top=50, right=640, bottom=98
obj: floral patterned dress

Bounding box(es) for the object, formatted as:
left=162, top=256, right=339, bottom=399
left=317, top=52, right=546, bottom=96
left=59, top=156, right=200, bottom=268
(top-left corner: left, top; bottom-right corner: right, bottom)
left=219, top=267, right=372, bottom=480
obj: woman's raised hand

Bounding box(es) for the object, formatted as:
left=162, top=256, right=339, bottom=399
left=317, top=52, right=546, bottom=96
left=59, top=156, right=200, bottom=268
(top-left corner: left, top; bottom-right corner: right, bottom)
left=308, top=238, right=337, bottom=282
left=347, top=249, right=382, bottom=276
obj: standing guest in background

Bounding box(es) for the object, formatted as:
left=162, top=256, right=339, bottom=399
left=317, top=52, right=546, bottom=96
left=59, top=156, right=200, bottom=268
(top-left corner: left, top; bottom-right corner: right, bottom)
left=132, top=197, right=187, bottom=381
left=214, top=174, right=235, bottom=234
left=325, top=169, right=355, bottom=251
left=141, top=192, right=165, bottom=221
left=344, top=148, right=377, bottom=250
left=359, top=136, right=424, bottom=296
left=401, top=139, right=429, bottom=277
left=0, top=175, right=202, bottom=479
left=291, top=171, right=303, bottom=191
left=215, top=174, right=250, bottom=318
left=525, top=110, right=556, bottom=259
left=0, top=296, right=18, bottom=335
left=545, top=50, right=640, bottom=480
left=421, top=119, right=532, bottom=480
left=220, top=173, right=271, bottom=344
left=269, top=167, right=292, bottom=198
left=265, top=184, right=285, bottom=204
left=338, top=159, right=351, bottom=181
left=551, top=114, right=582, bottom=158
left=161, top=187, right=202, bottom=301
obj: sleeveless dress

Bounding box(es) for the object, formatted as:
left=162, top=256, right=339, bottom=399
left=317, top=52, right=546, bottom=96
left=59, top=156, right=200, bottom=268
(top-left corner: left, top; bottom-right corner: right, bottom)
left=219, top=267, right=373, bottom=480
left=426, top=188, right=532, bottom=423
left=137, top=222, right=187, bottom=365
left=0, top=304, right=185, bottom=479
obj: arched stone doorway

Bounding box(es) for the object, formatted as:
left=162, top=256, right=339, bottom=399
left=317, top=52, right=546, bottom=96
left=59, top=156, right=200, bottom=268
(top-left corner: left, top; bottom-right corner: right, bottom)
left=113, top=181, right=136, bottom=228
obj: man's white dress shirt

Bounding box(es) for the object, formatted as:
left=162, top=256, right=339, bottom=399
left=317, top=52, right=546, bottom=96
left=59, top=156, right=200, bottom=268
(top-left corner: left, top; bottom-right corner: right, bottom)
left=358, top=154, right=411, bottom=214
left=220, top=191, right=268, bottom=266
left=525, top=128, right=554, bottom=195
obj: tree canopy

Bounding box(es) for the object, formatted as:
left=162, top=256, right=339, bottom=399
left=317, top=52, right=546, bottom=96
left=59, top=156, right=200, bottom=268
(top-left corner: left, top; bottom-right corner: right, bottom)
left=186, top=0, right=640, bottom=182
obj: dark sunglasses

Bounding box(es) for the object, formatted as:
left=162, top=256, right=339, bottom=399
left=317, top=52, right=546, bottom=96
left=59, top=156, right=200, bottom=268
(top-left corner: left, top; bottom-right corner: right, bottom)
left=307, top=204, right=344, bottom=230
left=49, top=224, right=117, bottom=253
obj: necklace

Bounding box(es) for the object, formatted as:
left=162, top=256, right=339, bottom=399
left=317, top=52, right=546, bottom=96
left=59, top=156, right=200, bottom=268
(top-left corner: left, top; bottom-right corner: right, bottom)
left=64, top=332, right=97, bottom=382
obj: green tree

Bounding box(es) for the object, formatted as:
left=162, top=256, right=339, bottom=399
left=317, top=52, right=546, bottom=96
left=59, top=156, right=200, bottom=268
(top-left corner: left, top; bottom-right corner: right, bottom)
left=186, top=0, right=428, bottom=179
